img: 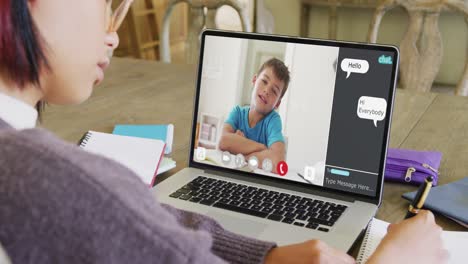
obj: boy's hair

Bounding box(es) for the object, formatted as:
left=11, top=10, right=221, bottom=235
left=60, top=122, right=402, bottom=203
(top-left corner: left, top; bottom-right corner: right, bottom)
left=256, top=58, right=290, bottom=99
left=0, top=0, right=49, bottom=115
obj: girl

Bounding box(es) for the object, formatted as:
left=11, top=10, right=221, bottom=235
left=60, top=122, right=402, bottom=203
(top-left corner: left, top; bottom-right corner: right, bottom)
left=0, top=1, right=447, bottom=263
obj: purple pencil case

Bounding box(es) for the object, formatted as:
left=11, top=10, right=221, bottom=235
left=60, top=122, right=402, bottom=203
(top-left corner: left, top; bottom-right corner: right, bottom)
left=385, top=148, right=442, bottom=186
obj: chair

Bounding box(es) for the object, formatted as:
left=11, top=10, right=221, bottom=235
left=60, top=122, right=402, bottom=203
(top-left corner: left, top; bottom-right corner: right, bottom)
left=114, top=0, right=162, bottom=59
left=160, top=0, right=252, bottom=64
left=367, top=0, right=468, bottom=95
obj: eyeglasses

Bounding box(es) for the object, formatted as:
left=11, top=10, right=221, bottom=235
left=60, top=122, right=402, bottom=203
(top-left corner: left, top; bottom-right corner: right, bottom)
left=106, top=0, right=134, bottom=32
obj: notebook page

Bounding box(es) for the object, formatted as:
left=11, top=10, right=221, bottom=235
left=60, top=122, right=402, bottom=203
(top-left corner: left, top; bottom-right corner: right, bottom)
left=158, top=157, right=176, bottom=175
left=80, top=131, right=165, bottom=185
left=357, top=218, right=468, bottom=264
left=356, top=218, right=389, bottom=264
left=443, top=231, right=468, bottom=264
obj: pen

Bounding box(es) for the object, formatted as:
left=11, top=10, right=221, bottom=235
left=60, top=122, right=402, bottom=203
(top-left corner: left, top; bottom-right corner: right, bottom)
left=404, top=175, right=433, bottom=219
left=108, top=0, right=134, bottom=32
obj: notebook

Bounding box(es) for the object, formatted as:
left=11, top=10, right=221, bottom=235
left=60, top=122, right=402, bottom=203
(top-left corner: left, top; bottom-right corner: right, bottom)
left=112, top=124, right=176, bottom=175
left=158, top=157, right=177, bottom=175
left=79, top=131, right=166, bottom=186
left=402, top=177, right=468, bottom=226
left=357, top=218, right=468, bottom=264
left=113, top=124, right=174, bottom=154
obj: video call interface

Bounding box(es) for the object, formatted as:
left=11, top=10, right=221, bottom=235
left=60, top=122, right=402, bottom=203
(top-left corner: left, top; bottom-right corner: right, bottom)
left=193, top=35, right=396, bottom=197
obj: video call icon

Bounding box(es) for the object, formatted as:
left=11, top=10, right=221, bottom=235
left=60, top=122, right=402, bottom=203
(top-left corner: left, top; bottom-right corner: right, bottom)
left=304, top=166, right=316, bottom=182
left=196, top=147, right=206, bottom=161
left=221, top=151, right=231, bottom=165
left=262, top=158, right=273, bottom=173
left=235, top=154, right=246, bottom=168
left=277, top=161, right=288, bottom=176
left=248, top=156, right=259, bottom=170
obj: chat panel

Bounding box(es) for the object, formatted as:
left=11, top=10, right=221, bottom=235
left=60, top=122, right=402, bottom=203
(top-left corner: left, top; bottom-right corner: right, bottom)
left=324, top=47, right=395, bottom=196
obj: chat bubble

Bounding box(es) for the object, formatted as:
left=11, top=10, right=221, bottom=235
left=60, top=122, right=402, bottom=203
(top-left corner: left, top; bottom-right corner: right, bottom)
left=341, top=59, right=369, bottom=78
left=357, top=96, right=387, bottom=127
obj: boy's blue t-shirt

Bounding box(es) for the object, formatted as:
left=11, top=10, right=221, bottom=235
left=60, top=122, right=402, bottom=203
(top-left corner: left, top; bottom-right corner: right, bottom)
left=225, top=105, right=284, bottom=148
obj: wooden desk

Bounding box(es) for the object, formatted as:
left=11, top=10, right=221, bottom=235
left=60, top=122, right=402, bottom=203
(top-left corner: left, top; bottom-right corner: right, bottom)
left=42, top=58, right=196, bottom=177
left=42, top=57, right=467, bottom=234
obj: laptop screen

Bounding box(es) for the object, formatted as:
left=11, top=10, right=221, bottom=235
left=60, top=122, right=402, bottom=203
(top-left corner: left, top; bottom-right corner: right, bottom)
left=191, top=31, right=398, bottom=198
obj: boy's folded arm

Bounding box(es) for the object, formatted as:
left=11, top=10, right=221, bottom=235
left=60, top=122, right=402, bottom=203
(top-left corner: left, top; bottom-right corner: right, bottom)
left=247, top=142, right=285, bottom=174
left=219, top=124, right=267, bottom=155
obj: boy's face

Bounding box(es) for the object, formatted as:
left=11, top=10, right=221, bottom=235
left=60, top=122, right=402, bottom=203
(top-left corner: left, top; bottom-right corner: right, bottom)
left=251, top=67, right=285, bottom=115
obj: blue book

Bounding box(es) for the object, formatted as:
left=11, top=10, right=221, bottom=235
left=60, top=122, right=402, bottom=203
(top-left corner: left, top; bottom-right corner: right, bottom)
left=402, top=177, right=468, bottom=225
left=113, top=124, right=174, bottom=154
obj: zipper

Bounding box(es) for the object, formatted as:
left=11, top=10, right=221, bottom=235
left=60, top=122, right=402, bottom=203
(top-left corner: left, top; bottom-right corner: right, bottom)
left=422, top=163, right=439, bottom=174
left=387, top=160, right=438, bottom=176
left=405, top=167, right=416, bottom=182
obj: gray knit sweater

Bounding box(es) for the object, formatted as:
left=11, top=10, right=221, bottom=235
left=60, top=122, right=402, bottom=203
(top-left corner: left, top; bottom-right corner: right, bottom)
left=0, top=119, right=275, bottom=263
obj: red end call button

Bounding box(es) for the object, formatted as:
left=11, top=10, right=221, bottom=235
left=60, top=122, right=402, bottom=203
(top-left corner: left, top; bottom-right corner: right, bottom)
left=277, top=161, right=288, bottom=176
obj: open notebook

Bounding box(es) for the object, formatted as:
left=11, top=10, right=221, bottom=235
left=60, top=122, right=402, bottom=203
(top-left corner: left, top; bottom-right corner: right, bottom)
left=357, top=218, right=468, bottom=264
left=79, top=131, right=166, bottom=186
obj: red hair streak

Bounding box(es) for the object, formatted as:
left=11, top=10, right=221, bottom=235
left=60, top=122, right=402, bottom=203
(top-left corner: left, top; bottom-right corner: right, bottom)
left=0, top=0, right=48, bottom=88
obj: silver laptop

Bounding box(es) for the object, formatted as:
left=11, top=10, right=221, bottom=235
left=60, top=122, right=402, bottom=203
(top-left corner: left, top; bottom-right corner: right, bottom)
left=154, top=30, right=399, bottom=251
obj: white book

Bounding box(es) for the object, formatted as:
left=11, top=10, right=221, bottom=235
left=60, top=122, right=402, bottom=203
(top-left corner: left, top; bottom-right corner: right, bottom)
left=357, top=218, right=468, bottom=264
left=79, top=131, right=166, bottom=186
left=158, top=157, right=177, bottom=175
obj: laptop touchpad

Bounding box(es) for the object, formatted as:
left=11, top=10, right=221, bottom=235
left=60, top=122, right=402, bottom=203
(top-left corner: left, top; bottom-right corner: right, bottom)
left=207, top=211, right=267, bottom=238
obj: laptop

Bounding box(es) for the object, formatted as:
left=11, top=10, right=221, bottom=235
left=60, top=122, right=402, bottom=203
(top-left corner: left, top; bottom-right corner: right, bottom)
left=154, top=30, right=399, bottom=251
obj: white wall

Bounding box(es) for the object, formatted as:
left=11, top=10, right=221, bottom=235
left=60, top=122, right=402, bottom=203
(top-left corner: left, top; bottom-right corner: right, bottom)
left=280, top=43, right=339, bottom=173
left=199, top=36, right=247, bottom=121
left=199, top=36, right=287, bottom=121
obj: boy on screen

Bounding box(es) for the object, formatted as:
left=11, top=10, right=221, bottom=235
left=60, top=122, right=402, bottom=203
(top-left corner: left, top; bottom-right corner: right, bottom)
left=219, top=58, right=290, bottom=174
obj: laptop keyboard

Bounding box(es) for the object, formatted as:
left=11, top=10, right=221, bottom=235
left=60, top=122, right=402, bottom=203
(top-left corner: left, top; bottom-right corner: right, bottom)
left=169, top=176, right=347, bottom=231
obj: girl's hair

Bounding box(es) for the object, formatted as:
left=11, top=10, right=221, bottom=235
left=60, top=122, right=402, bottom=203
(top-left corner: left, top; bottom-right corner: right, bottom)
left=0, top=0, right=49, bottom=115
